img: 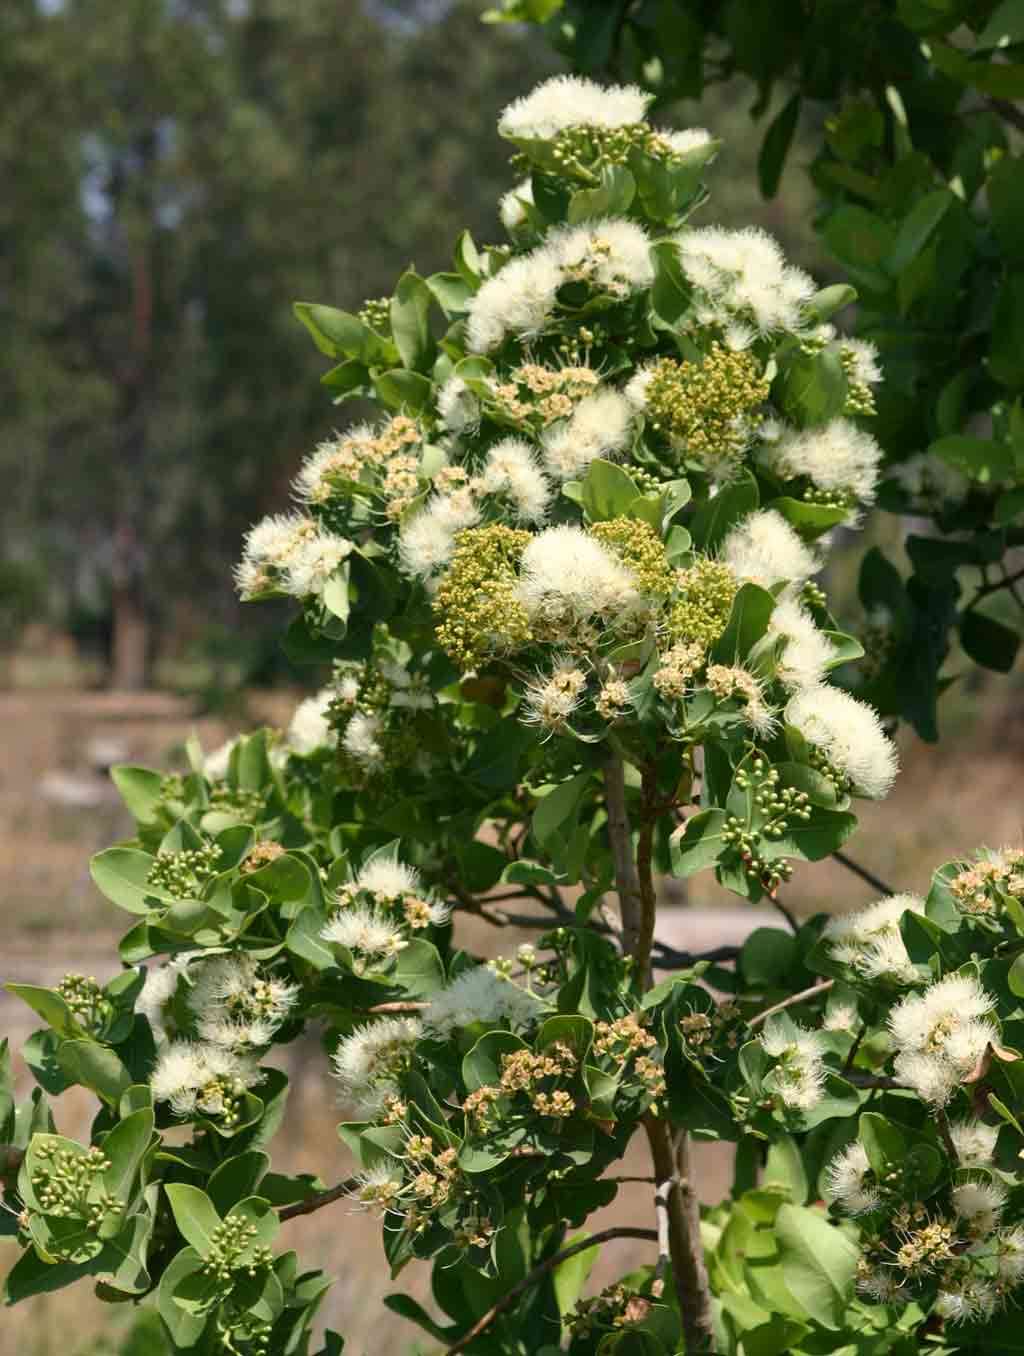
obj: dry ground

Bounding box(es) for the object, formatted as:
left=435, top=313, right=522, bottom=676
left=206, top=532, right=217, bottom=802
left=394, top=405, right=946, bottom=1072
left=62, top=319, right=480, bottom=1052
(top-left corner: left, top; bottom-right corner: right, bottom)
left=1, top=673, right=1022, bottom=1354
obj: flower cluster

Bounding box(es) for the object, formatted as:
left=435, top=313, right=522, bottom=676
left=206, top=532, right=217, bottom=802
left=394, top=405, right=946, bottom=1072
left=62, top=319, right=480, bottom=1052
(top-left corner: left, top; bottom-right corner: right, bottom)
left=321, top=852, right=449, bottom=975
left=888, top=972, right=997, bottom=1105
left=823, top=893, right=926, bottom=985
left=948, top=845, right=1024, bottom=918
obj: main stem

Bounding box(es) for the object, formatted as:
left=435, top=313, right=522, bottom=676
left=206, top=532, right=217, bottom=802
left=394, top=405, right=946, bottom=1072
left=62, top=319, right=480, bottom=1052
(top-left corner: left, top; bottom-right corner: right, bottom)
left=603, top=751, right=716, bottom=1353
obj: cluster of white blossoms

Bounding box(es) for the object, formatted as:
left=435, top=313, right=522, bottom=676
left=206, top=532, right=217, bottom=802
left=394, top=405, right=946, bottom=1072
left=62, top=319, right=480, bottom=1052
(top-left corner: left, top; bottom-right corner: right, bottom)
left=760, top=417, right=883, bottom=520
left=786, top=683, right=899, bottom=800
left=185, top=953, right=297, bottom=1049
left=676, top=226, right=816, bottom=339
left=823, top=893, right=926, bottom=984
left=234, top=511, right=352, bottom=603
left=321, top=853, right=449, bottom=974
left=466, top=217, right=655, bottom=353
left=498, top=75, right=653, bottom=141
left=331, top=1015, right=423, bottom=1115
left=888, top=973, right=998, bottom=1104
left=421, top=963, right=546, bottom=1041
left=718, top=509, right=818, bottom=592
left=150, top=1040, right=261, bottom=1121
left=758, top=1017, right=827, bottom=1111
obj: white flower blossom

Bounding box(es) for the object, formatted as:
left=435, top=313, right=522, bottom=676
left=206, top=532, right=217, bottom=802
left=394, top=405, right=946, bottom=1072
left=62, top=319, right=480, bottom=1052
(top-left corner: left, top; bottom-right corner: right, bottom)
left=823, top=894, right=926, bottom=984
left=138, top=955, right=193, bottom=1038
left=354, top=855, right=422, bottom=900
left=466, top=249, right=563, bottom=352
left=331, top=1016, right=423, bottom=1114
left=763, top=418, right=882, bottom=510
left=478, top=438, right=552, bottom=522
left=676, top=225, right=816, bottom=334
left=843, top=338, right=882, bottom=388
left=719, top=509, right=819, bottom=590
left=320, top=904, right=407, bottom=962
left=422, top=965, right=545, bottom=1040
left=287, top=689, right=335, bottom=755
left=786, top=684, right=899, bottom=800
left=952, top=1181, right=1006, bottom=1236
left=759, top=1018, right=827, bottom=1110
left=517, top=525, right=640, bottom=629
left=187, top=953, right=297, bottom=1050
left=499, top=177, right=535, bottom=233
left=150, top=1040, right=261, bottom=1118
left=950, top=1119, right=999, bottom=1167
left=826, top=1141, right=880, bottom=1214
left=341, top=711, right=385, bottom=771
left=437, top=376, right=480, bottom=433
left=498, top=75, right=652, bottom=142
left=888, top=973, right=997, bottom=1104
left=663, top=127, right=714, bottom=156
left=766, top=597, right=837, bottom=692
left=997, top=1227, right=1024, bottom=1284
left=541, top=388, right=634, bottom=481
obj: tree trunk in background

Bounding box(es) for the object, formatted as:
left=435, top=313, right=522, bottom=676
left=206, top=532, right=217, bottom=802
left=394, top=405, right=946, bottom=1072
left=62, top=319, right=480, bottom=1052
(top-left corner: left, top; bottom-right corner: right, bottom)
left=110, top=580, right=148, bottom=690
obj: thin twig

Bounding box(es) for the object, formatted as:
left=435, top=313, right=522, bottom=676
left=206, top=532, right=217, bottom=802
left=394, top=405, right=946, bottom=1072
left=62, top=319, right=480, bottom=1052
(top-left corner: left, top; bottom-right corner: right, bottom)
left=846, top=1072, right=903, bottom=1089
left=634, top=764, right=659, bottom=985
left=833, top=850, right=895, bottom=897
left=653, top=1176, right=674, bottom=1290
left=603, top=749, right=643, bottom=957
left=278, top=1178, right=360, bottom=1222
left=770, top=894, right=800, bottom=934
left=364, top=1001, right=429, bottom=1014
left=985, top=96, right=1024, bottom=135
left=936, top=1107, right=960, bottom=1164
left=747, top=979, right=834, bottom=1029
left=445, top=1227, right=659, bottom=1354
left=974, top=563, right=1024, bottom=602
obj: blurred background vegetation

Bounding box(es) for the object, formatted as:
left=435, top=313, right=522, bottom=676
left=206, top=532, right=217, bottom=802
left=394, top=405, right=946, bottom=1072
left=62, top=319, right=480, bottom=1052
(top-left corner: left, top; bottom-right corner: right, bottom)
left=2, top=2, right=1022, bottom=1353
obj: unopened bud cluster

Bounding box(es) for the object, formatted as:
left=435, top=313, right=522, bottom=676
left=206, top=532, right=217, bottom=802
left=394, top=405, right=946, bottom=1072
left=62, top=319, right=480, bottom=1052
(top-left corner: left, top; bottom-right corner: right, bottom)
left=147, top=842, right=222, bottom=896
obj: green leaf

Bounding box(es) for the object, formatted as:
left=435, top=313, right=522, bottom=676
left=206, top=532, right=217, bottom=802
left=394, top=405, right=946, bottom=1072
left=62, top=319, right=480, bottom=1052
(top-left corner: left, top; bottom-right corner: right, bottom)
left=759, top=93, right=801, bottom=198
left=552, top=1234, right=599, bottom=1319
left=89, top=848, right=165, bottom=915
left=292, top=303, right=387, bottom=365
left=763, top=1134, right=808, bottom=1204
left=858, top=1111, right=905, bottom=1179
left=580, top=459, right=642, bottom=521
left=774, top=1203, right=858, bottom=1329
left=649, top=241, right=691, bottom=325
left=932, top=40, right=1024, bottom=97
left=567, top=165, right=636, bottom=224
left=207, top=1152, right=270, bottom=1217
left=165, top=1184, right=222, bottom=1258
left=56, top=1042, right=131, bottom=1105
left=533, top=772, right=591, bottom=848
left=427, top=271, right=473, bottom=316
left=382, top=1295, right=459, bottom=1343
left=227, top=1196, right=279, bottom=1255
left=157, top=1246, right=209, bottom=1347
left=101, top=1108, right=154, bottom=1201
left=711, top=583, right=775, bottom=663
left=766, top=807, right=857, bottom=861
left=767, top=497, right=848, bottom=539
left=991, top=271, right=1024, bottom=389
left=689, top=471, right=759, bottom=551
left=740, top=929, right=798, bottom=988
left=390, top=271, right=434, bottom=371
left=5, top=984, right=75, bottom=1035
left=960, top=609, right=1021, bottom=672
left=988, top=155, right=1024, bottom=267
left=977, top=0, right=1024, bottom=48
left=536, top=1014, right=594, bottom=1062
left=773, top=346, right=848, bottom=428
left=822, top=206, right=895, bottom=292
left=930, top=434, right=1015, bottom=483
left=110, top=766, right=164, bottom=823
left=462, top=1030, right=527, bottom=1091
left=373, top=369, right=433, bottom=413
left=885, top=189, right=953, bottom=277
left=322, top=564, right=350, bottom=625
left=800, top=285, right=857, bottom=326
left=669, top=810, right=727, bottom=878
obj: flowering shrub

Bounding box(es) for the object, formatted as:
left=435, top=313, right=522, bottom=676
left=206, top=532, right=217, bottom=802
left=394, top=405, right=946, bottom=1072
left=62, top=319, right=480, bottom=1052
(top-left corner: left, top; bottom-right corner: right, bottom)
left=5, top=74, right=1023, bottom=1356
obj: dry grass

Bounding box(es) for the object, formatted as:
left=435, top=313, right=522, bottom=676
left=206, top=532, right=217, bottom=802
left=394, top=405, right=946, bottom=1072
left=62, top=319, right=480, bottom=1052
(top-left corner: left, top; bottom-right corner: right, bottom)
left=2, top=669, right=1023, bottom=1354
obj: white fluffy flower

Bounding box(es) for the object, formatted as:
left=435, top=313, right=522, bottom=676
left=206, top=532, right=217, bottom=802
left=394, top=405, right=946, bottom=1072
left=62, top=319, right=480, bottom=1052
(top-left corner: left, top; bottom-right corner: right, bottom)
left=341, top=711, right=384, bottom=771
left=676, top=225, right=816, bottom=333
left=844, top=338, right=882, bottom=388
left=997, top=1227, right=1024, bottom=1284
left=663, top=127, right=713, bottom=156
left=517, top=525, right=640, bottom=627
left=150, top=1040, right=261, bottom=1118
left=498, top=75, right=652, bottom=142
left=242, top=512, right=314, bottom=567
left=823, top=894, right=925, bottom=984
left=552, top=219, right=654, bottom=292
left=950, top=1119, right=999, bottom=1167
left=331, top=1016, right=422, bottom=1114
left=478, top=438, right=552, bottom=522
left=437, top=376, right=480, bottom=433
left=786, top=685, right=898, bottom=800
left=399, top=507, right=457, bottom=580
left=287, top=689, right=335, bottom=755
left=541, top=388, right=635, bottom=480
left=891, top=452, right=971, bottom=507
left=766, top=598, right=837, bottom=692
left=499, top=177, right=535, bottom=233
left=138, top=956, right=192, bottom=1037
left=624, top=365, right=656, bottom=411
left=720, top=509, right=819, bottom=590
left=764, top=418, right=882, bottom=509
left=466, top=219, right=652, bottom=352
left=759, top=1018, right=827, bottom=1110
left=889, top=973, right=997, bottom=1104
left=952, top=1181, right=1006, bottom=1235
left=354, top=855, right=421, bottom=900
left=186, top=953, right=297, bottom=1050
left=321, top=904, right=407, bottom=961
left=826, top=1141, right=880, bottom=1214
left=422, top=965, right=545, bottom=1040
left=203, top=739, right=235, bottom=782
left=466, top=249, right=563, bottom=352
left=282, top=531, right=352, bottom=599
